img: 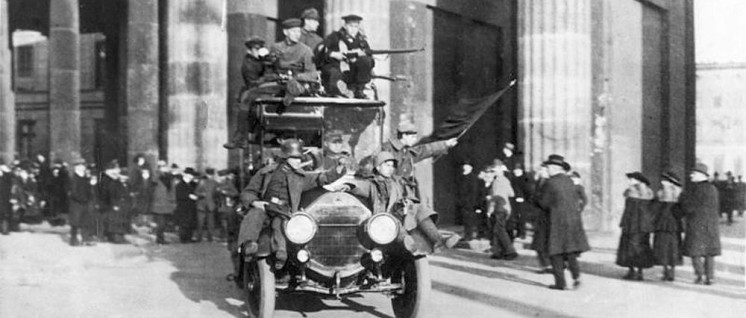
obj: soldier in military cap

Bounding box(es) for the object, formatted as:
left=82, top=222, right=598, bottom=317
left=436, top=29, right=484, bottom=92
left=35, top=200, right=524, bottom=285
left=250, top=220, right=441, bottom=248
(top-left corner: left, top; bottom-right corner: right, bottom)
left=321, top=129, right=352, bottom=171
left=225, top=19, right=319, bottom=150
left=381, top=120, right=458, bottom=200
left=237, top=139, right=346, bottom=270
left=320, top=14, right=374, bottom=98
left=299, top=8, right=323, bottom=50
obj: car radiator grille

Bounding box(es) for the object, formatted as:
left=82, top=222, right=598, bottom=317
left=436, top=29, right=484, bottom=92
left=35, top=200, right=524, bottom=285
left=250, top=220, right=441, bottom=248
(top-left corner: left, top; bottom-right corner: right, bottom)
left=304, top=193, right=370, bottom=274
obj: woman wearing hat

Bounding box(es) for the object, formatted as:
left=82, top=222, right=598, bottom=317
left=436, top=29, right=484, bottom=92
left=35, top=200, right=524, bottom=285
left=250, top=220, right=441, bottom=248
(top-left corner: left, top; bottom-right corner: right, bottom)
left=680, top=163, right=721, bottom=285
left=652, top=171, right=684, bottom=281
left=616, top=171, right=656, bottom=280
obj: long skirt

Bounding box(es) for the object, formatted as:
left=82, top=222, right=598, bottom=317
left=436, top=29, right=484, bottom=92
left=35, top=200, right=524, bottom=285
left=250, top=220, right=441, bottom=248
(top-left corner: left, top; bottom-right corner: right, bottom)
left=653, top=231, right=683, bottom=266
left=616, top=232, right=655, bottom=268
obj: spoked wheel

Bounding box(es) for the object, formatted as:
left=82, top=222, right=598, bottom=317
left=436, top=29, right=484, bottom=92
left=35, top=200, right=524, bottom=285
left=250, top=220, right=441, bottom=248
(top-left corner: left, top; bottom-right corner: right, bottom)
left=244, top=258, right=276, bottom=318
left=391, top=257, right=431, bottom=318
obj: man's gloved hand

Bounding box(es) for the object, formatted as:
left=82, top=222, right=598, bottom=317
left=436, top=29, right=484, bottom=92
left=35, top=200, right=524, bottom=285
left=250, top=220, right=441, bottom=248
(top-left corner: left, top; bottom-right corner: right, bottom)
left=251, top=201, right=268, bottom=210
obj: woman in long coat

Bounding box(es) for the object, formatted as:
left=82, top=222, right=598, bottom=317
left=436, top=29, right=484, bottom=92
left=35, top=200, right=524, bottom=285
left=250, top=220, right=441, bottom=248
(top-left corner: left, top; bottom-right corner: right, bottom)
left=652, top=171, right=683, bottom=281
left=680, top=163, right=721, bottom=285
left=150, top=170, right=177, bottom=244
left=616, top=172, right=656, bottom=280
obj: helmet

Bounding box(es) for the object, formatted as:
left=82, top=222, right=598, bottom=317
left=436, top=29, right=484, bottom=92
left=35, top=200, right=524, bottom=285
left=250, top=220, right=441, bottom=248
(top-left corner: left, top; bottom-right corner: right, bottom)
left=280, top=139, right=304, bottom=159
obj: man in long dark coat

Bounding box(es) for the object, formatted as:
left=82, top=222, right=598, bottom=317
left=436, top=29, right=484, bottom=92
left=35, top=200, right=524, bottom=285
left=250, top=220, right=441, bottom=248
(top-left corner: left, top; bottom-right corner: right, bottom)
left=530, top=164, right=552, bottom=273
left=0, top=160, right=13, bottom=235
left=68, top=159, right=94, bottom=246
left=48, top=160, right=70, bottom=225
left=99, top=162, right=130, bottom=244
left=680, top=163, right=721, bottom=285
left=457, top=160, right=480, bottom=238
left=175, top=168, right=199, bottom=243
left=536, top=154, right=590, bottom=290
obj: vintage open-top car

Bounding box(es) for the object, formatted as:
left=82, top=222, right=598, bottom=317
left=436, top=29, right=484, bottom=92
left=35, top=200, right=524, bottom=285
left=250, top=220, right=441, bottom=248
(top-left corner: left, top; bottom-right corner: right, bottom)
left=238, top=95, right=433, bottom=318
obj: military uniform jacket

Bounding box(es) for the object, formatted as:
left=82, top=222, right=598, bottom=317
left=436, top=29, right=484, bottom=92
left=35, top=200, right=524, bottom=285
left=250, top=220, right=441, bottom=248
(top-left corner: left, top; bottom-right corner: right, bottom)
left=241, top=54, right=276, bottom=89
left=269, top=40, right=316, bottom=79
left=300, top=29, right=323, bottom=51
left=536, top=173, right=590, bottom=256
left=322, top=28, right=372, bottom=66
left=381, top=137, right=450, bottom=183
left=240, top=162, right=345, bottom=217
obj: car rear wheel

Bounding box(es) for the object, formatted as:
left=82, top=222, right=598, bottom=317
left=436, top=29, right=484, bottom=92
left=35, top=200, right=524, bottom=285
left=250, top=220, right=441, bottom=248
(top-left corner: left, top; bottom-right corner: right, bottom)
left=244, top=258, right=275, bottom=318
left=391, top=257, right=431, bottom=318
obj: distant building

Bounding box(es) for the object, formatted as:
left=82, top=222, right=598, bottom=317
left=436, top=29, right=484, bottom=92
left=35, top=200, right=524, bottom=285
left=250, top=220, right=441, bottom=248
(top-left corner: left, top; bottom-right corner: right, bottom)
left=696, top=63, right=746, bottom=177
left=12, top=30, right=106, bottom=161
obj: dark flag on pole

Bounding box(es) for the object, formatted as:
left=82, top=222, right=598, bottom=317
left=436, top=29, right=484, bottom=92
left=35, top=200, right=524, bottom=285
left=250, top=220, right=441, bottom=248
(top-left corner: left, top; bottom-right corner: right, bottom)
left=425, top=80, right=515, bottom=142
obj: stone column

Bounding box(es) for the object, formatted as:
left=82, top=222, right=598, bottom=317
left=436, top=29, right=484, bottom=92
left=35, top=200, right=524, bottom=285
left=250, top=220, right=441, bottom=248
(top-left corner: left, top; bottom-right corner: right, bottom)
left=226, top=0, right=268, bottom=167
left=49, top=0, right=81, bottom=163
left=126, top=0, right=159, bottom=166
left=165, top=0, right=228, bottom=170
left=0, top=0, right=14, bottom=163
left=518, top=1, right=594, bottom=220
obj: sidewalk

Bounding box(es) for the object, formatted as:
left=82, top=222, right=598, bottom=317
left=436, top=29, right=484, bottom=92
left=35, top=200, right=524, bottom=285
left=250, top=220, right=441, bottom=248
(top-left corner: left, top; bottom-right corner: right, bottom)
left=441, top=220, right=746, bottom=287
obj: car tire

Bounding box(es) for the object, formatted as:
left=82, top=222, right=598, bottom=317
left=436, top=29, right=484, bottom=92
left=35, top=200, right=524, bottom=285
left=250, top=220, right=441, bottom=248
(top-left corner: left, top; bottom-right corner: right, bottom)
left=391, top=257, right=431, bottom=318
left=244, top=258, right=275, bottom=318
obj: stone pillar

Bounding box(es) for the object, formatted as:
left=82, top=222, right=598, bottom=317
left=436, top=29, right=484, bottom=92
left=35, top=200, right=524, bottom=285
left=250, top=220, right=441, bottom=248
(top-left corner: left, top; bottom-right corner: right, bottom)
left=165, top=0, right=228, bottom=170
left=388, top=1, right=434, bottom=207
left=518, top=0, right=594, bottom=220
left=49, top=0, right=81, bottom=163
left=0, top=0, right=14, bottom=163
left=226, top=0, right=268, bottom=167
left=126, top=0, right=159, bottom=166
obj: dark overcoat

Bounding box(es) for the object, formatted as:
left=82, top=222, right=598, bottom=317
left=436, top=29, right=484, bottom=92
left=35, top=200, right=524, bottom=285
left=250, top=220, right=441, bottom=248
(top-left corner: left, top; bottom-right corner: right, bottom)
left=68, top=174, right=92, bottom=227
left=98, top=175, right=131, bottom=234
left=0, top=172, right=12, bottom=221
left=536, top=174, right=590, bottom=256
left=240, top=162, right=344, bottom=217
left=195, top=177, right=219, bottom=212
left=530, top=178, right=549, bottom=252
left=174, top=179, right=198, bottom=228
left=150, top=174, right=176, bottom=215
left=680, top=181, right=721, bottom=257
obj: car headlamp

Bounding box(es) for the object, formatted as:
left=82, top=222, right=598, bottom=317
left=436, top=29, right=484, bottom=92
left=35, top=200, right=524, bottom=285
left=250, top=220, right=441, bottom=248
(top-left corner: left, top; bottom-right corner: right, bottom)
left=285, top=213, right=317, bottom=245
left=366, top=213, right=399, bottom=245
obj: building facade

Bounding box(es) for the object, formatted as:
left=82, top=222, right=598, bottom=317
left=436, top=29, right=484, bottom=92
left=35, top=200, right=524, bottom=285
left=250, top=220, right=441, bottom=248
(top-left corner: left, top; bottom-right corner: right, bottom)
left=0, top=0, right=695, bottom=230
left=696, top=63, right=746, bottom=177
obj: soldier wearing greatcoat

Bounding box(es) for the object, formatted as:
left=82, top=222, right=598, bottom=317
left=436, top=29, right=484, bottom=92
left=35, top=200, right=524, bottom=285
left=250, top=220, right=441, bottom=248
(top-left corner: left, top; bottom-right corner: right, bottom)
left=237, top=139, right=346, bottom=270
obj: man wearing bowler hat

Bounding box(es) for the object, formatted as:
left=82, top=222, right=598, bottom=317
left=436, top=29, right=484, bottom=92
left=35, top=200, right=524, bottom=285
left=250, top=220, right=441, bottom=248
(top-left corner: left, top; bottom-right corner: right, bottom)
left=536, top=154, right=590, bottom=290
left=299, top=8, right=323, bottom=50
left=320, top=14, right=374, bottom=98
left=680, top=163, right=721, bottom=285
left=237, top=139, right=346, bottom=270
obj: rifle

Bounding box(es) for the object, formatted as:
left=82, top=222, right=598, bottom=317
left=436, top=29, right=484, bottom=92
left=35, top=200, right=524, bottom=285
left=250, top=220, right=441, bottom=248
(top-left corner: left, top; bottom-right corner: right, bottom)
left=370, top=47, right=424, bottom=55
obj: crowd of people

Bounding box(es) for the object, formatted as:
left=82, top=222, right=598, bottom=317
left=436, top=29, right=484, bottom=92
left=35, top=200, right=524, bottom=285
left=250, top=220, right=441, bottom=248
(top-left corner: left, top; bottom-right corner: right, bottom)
left=455, top=145, right=590, bottom=290
left=0, top=154, right=242, bottom=249
left=455, top=143, right=735, bottom=290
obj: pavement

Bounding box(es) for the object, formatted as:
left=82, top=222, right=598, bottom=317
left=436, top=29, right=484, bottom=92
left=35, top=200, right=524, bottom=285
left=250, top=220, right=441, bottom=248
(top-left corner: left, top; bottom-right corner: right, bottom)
left=0, top=217, right=744, bottom=318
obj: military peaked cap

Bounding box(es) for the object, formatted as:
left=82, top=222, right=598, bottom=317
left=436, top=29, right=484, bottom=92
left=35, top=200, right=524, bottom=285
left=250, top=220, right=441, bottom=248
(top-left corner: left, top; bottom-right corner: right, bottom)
left=342, top=14, right=363, bottom=22
left=301, top=8, right=320, bottom=20
left=281, top=18, right=302, bottom=29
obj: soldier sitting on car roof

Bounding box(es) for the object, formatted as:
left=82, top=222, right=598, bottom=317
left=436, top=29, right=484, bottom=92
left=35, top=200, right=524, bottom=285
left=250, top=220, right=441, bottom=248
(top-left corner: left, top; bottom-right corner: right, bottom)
left=237, top=139, right=346, bottom=270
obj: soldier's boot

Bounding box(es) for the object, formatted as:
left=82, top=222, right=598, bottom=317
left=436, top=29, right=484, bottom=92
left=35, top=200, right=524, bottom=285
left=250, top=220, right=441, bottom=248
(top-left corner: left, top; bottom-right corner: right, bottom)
left=418, top=219, right=461, bottom=252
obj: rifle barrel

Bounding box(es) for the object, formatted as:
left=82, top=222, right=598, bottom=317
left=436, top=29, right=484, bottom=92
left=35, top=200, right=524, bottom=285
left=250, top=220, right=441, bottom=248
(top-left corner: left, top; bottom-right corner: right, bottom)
left=369, top=47, right=424, bottom=55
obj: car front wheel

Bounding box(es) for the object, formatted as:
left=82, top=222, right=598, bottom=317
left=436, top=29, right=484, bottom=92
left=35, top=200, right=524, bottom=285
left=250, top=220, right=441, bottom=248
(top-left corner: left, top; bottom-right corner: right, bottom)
left=391, top=257, right=431, bottom=318
left=244, top=258, right=275, bottom=318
